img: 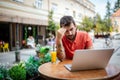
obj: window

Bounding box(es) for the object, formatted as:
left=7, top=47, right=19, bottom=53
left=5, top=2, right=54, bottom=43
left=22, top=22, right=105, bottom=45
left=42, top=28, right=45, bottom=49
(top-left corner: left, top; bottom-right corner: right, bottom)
left=73, top=11, right=76, bottom=18
left=51, top=3, right=57, bottom=12
left=114, top=21, right=117, bottom=26
left=34, top=0, right=43, bottom=9
left=13, top=0, right=24, bottom=3
left=78, top=13, right=82, bottom=19
left=64, top=8, right=69, bottom=15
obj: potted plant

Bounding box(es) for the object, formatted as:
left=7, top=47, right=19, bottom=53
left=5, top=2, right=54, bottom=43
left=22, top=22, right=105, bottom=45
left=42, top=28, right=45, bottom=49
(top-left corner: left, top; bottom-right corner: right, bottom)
left=35, top=44, right=51, bottom=63
left=8, top=62, right=26, bottom=80
left=39, top=46, right=51, bottom=63
left=25, top=46, right=51, bottom=80
left=0, top=65, right=12, bottom=80
left=35, top=43, right=41, bottom=57
left=25, top=56, right=41, bottom=80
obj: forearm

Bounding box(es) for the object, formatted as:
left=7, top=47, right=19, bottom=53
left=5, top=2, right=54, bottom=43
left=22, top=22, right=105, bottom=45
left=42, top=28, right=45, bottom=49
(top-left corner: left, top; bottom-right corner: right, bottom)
left=56, top=35, right=65, bottom=61
left=56, top=28, right=66, bottom=61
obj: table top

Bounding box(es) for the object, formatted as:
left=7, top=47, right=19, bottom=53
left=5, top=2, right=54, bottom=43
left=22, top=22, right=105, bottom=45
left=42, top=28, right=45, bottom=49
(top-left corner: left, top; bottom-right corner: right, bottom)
left=38, top=60, right=120, bottom=80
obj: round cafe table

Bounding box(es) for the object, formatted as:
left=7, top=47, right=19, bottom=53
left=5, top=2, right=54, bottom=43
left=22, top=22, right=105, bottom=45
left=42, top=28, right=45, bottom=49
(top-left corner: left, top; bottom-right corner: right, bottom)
left=38, top=60, right=120, bottom=80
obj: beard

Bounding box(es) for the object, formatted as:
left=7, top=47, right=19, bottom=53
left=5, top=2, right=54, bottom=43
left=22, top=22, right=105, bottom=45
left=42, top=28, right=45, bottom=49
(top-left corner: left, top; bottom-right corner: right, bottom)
left=66, top=29, right=77, bottom=41
left=66, top=32, right=77, bottom=41
left=66, top=35, right=75, bottom=40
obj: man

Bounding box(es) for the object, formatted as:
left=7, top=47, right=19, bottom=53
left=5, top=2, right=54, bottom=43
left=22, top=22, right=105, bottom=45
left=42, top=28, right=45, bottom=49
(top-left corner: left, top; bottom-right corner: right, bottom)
left=56, top=16, right=93, bottom=61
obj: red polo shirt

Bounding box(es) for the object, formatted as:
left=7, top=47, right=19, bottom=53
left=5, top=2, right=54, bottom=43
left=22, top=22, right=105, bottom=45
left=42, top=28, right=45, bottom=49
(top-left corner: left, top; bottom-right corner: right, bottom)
left=62, top=31, right=93, bottom=59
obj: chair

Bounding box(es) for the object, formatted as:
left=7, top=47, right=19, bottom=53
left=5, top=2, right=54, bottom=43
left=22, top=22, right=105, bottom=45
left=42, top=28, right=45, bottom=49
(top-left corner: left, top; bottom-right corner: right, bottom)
left=0, top=44, right=3, bottom=52
left=3, top=43, right=9, bottom=52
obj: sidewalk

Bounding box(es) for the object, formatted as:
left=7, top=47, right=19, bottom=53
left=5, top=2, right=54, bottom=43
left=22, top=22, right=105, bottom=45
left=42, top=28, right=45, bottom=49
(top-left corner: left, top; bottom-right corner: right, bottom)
left=0, top=44, right=120, bottom=68
left=93, top=39, right=120, bottom=67
left=0, top=49, right=36, bottom=65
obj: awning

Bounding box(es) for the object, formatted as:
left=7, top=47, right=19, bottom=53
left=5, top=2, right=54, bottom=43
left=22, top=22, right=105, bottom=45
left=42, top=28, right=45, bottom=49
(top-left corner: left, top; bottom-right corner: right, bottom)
left=0, top=14, right=48, bottom=25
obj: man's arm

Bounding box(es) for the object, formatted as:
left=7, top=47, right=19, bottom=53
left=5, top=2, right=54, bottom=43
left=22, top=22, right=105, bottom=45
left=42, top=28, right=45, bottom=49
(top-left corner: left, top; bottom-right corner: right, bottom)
left=56, top=40, right=65, bottom=61
left=56, top=28, right=66, bottom=61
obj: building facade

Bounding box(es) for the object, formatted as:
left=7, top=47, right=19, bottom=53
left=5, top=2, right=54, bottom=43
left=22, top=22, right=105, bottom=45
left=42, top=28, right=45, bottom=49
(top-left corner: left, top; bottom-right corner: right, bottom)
left=0, top=0, right=95, bottom=50
left=111, top=8, right=120, bottom=33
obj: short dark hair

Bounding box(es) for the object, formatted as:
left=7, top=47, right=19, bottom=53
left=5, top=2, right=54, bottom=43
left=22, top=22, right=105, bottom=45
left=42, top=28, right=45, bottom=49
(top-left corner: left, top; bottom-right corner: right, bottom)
left=60, top=16, right=76, bottom=28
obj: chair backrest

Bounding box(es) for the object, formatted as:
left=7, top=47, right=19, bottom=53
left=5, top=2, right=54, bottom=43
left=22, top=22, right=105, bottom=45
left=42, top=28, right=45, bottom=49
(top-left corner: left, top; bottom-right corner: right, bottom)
left=3, top=43, right=9, bottom=48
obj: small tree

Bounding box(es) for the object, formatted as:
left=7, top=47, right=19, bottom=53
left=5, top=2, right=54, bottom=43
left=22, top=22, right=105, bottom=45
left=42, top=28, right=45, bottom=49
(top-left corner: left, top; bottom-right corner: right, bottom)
left=80, top=16, right=94, bottom=32
left=113, top=0, right=120, bottom=12
left=104, top=0, right=113, bottom=33
left=47, top=10, right=56, bottom=37
left=105, top=0, right=112, bottom=19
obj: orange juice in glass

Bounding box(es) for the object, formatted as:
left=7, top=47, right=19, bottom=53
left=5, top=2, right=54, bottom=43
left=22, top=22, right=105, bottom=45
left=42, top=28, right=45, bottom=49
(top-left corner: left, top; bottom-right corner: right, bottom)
left=51, top=51, right=57, bottom=63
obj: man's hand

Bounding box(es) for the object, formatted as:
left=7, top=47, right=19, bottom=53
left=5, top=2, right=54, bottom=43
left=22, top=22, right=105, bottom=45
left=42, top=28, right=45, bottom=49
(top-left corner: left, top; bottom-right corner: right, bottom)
left=56, top=28, right=66, bottom=39
left=57, top=52, right=65, bottom=62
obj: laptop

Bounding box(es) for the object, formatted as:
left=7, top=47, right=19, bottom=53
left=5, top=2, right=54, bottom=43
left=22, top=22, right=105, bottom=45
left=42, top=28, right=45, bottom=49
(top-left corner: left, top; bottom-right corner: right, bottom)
left=64, top=48, right=114, bottom=72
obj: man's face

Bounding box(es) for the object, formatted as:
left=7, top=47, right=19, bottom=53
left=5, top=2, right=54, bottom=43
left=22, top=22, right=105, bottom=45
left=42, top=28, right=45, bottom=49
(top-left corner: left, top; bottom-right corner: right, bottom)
left=64, top=23, right=77, bottom=40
